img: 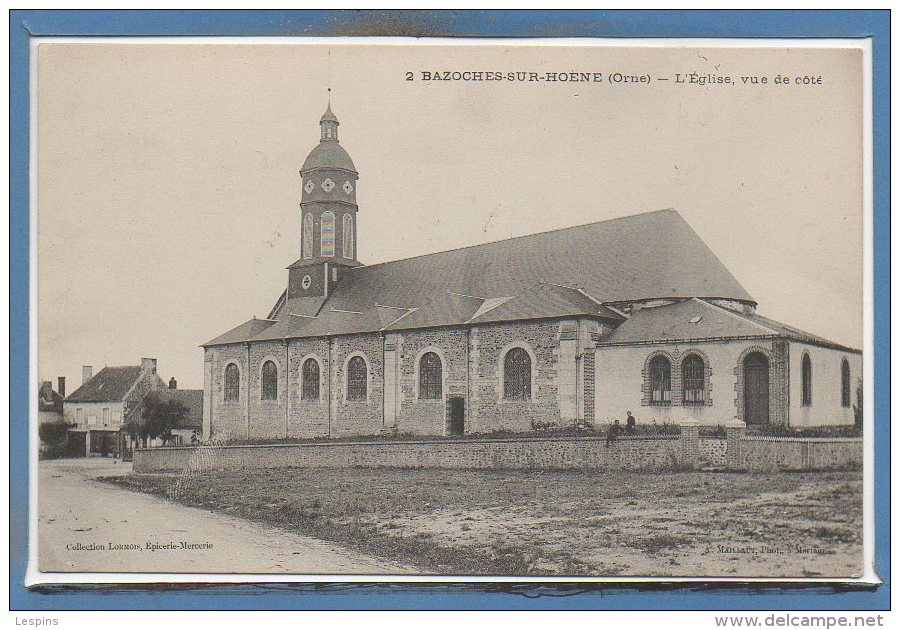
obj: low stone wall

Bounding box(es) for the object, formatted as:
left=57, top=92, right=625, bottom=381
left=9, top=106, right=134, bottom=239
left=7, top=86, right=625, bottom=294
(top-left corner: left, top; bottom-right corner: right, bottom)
left=737, top=436, right=863, bottom=472
left=699, top=438, right=727, bottom=467
left=132, top=420, right=864, bottom=474
left=133, top=435, right=683, bottom=473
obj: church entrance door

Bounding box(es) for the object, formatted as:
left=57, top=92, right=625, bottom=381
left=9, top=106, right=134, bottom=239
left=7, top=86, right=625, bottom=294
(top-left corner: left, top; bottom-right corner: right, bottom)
left=743, top=352, right=770, bottom=425
left=448, top=396, right=465, bottom=436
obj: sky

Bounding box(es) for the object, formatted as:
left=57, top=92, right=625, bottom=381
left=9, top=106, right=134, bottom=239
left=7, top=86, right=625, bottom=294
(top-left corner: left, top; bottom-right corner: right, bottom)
left=37, top=41, right=864, bottom=391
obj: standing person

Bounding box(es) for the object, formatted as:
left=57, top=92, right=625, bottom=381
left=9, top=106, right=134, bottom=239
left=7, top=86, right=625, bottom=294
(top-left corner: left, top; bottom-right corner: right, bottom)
left=625, top=411, right=637, bottom=435
left=606, top=418, right=621, bottom=448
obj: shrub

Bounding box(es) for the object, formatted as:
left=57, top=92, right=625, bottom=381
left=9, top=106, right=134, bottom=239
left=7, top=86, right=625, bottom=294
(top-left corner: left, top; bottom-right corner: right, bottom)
left=746, top=425, right=862, bottom=438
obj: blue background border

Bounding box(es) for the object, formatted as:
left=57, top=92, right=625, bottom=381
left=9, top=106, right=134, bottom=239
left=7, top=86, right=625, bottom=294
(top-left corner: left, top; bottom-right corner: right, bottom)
left=9, top=9, right=890, bottom=611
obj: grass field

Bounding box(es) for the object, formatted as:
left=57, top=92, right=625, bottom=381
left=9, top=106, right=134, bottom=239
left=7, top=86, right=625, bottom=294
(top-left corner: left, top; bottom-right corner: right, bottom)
left=104, top=468, right=863, bottom=577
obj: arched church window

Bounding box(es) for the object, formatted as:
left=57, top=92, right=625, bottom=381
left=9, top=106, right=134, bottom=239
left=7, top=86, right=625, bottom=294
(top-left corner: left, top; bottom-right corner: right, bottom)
left=302, top=358, right=320, bottom=401
left=419, top=352, right=442, bottom=400
left=302, top=213, right=314, bottom=259
left=321, top=211, right=335, bottom=257
left=224, top=363, right=240, bottom=402
left=801, top=353, right=812, bottom=406
left=503, top=347, right=532, bottom=401
left=841, top=359, right=851, bottom=408
left=681, top=354, right=705, bottom=405
left=261, top=360, right=278, bottom=401
left=342, top=214, right=354, bottom=258
left=649, top=355, right=671, bottom=405
left=347, top=356, right=367, bottom=401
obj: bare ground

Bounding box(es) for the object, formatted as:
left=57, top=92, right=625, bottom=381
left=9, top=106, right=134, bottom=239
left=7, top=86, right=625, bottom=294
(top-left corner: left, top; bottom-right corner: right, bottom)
left=38, top=459, right=420, bottom=575
left=103, top=466, right=863, bottom=578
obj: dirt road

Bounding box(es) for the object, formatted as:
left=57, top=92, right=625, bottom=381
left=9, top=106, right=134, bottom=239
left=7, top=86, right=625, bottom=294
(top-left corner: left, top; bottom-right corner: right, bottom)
left=38, top=458, right=419, bottom=575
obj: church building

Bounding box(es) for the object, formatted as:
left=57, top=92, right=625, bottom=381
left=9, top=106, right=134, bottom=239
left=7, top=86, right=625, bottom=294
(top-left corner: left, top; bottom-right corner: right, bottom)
left=201, top=105, right=862, bottom=441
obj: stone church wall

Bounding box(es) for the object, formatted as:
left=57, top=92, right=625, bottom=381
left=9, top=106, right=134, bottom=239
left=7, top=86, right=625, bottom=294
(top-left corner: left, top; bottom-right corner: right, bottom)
left=205, top=344, right=249, bottom=441
left=247, top=339, right=288, bottom=439
left=392, top=328, right=469, bottom=436
left=286, top=337, right=331, bottom=438
left=330, top=333, right=384, bottom=437
left=787, top=341, right=862, bottom=428
left=468, top=320, right=562, bottom=433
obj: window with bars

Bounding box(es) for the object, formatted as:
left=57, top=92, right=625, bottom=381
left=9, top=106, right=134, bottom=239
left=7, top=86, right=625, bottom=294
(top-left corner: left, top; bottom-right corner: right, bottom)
left=418, top=352, right=443, bottom=400
left=841, top=359, right=850, bottom=408
left=224, top=363, right=240, bottom=402
left=347, top=356, right=367, bottom=401
left=648, top=355, right=671, bottom=405
left=261, top=360, right=278, bottom=401
left=681, top=354, right=706, bottom=405
left=801, top=353, right=812, bottom=406
left=302, top=358, right=320, bottom=401
left=342, top=213, right=354, bottom=259
left=302, top=213, right=314, bottom=259
left=503, top=347, right=532, bottom=401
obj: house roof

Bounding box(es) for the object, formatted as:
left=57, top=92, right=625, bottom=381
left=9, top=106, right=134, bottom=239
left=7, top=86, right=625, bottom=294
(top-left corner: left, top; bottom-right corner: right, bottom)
left=124, top=389, right=203, bottom=430
left=599, top=298, right=860, bottom=353
left=65, top=366, right=144, bottom=403
left=38, top=387, right=64, bottom=413
left=204, top=209, right=754, bottom=345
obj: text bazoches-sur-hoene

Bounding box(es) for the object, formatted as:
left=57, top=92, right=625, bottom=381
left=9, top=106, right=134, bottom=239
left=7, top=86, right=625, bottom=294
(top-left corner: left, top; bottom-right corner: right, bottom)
left=66, top=541, right=214, bottom=551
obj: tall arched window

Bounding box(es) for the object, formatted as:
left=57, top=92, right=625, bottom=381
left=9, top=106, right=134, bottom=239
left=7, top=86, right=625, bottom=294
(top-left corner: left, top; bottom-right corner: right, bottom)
left=841, top=359, right=851, bottom=408
left=801, top=353, right=812, bottom=406
left=302, top=358, right=320, bottom=401
left=302, top=213, right=314, bottom=259
left=681, top=354, right=705, bottom=405
left=342, top=213, right=354, bottom=259
left=419, top=352, right=443, bottom=400
left=346, top=356, right=367, bottom=401
left=503, top=347, right=532, bottom=400
left=649, top=355, right=671, bottom=405
left=320, top=211, right=335, bottom=257
left=224, top=363, right=240, bottom=402
left=261, top=360, right=278, bottom=401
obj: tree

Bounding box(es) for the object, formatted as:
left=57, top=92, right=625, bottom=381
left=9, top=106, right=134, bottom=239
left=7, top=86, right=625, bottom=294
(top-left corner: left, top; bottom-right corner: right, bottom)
left=123, top=396, right=189, bottom=447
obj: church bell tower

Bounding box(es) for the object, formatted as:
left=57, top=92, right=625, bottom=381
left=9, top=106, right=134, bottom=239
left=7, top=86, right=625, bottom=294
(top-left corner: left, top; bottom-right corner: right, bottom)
left=288, top=102, right=360, bottom=300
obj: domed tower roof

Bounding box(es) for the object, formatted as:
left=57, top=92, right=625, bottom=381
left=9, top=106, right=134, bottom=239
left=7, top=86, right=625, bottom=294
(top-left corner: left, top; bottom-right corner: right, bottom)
left=301, top=103, right=357, bottom=173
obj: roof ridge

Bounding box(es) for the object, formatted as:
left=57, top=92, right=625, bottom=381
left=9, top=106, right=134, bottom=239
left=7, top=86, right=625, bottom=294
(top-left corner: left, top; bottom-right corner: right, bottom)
left=696, top=298, right=780, bottom=335
left=349, top=208, right=679, bottom=273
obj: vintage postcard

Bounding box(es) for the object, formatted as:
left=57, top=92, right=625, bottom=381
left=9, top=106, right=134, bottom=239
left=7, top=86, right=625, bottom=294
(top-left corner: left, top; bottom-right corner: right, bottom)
left=29, top=37, right=873, bottom=585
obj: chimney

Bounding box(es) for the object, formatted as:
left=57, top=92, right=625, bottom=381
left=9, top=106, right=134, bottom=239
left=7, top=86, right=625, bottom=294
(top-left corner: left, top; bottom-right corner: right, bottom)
left=168, top=377, right=177, bottom=390
left=141, top=358, right=157, bottom=374
left=82, top=366, right=93, bottom=385
left=57, top=376, right=66, bottom=398
left=40, top=381, right=52, bottom=400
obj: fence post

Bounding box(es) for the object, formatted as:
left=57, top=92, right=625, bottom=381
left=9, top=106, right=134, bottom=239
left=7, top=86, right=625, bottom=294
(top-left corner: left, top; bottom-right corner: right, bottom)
left=677, top=419, right=700, bottom=469
left=725, top=419, right=747, bottom=470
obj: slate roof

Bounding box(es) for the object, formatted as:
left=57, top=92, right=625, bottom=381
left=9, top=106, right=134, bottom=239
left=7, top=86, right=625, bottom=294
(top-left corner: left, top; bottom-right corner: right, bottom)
left=599, top=298, right=860, bottom=353
left=65, top=366, right=144, bottom=403
left=300, top=140, right=357, bottom=173
left=204, top=209, right=755, bottom=346
left=125, top=389, right=203, bottom=430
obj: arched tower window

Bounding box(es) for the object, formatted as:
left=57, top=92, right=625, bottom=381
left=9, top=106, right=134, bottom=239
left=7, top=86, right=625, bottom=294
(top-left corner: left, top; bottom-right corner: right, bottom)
left=419, top=352, right=443, bottom=400
left=302, top=358, right=320, bottom=401
left=503, top=347, right=532, bottom=401
left=261, top=360, right=278, bottom=401
left=841, top=359, right=851, bottom=408
left=321, top=211, right=335, bottom=257
left=346, top=356, right=367, bottom=401
left=302, top=213, right=314, bottom=259
left=342, top=213, right=354, bottom=259
left=224, top=363, right=240, bottom=402
left=649, top=355, right=672, bottom=405
left=681, top=354, right=706, bottom=405
left=801, top=353, right=812, bottom=406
